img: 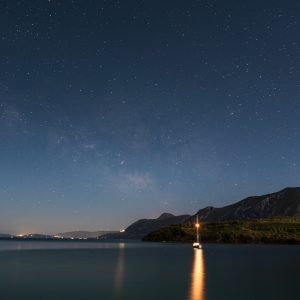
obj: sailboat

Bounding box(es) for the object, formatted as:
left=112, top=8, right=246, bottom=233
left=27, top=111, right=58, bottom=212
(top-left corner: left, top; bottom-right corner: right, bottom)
left=193, top=215, right=202, bottom=249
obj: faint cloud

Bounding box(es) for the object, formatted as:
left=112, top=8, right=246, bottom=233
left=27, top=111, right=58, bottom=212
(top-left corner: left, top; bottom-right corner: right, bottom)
left=82, top=143, right=96, bottom=150
left=0, top=103, right=23, bottom=128
left=117, top=172, right=153, bottom=192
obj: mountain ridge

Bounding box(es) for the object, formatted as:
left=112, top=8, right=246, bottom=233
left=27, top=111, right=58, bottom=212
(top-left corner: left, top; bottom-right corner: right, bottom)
left=190, top=187, right=300, bottom=222
left=57, top=230, right=117, bottom=239
left=101, top=213, right=190, bottom=240
left=104, top=187, right=300, bottom=240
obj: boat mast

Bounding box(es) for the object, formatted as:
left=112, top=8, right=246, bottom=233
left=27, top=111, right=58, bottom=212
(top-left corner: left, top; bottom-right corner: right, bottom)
left=196, top=215, right=199, bottom=243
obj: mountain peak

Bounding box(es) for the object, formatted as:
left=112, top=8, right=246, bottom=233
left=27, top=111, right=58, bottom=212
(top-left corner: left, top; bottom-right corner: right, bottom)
left=157, top=213, right=174, bottom=220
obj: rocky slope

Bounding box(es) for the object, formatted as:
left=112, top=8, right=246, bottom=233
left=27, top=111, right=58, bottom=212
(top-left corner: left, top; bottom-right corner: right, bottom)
left=101, top=213, right=190, bottom=239
left=190, top=187, right=300, bottom=222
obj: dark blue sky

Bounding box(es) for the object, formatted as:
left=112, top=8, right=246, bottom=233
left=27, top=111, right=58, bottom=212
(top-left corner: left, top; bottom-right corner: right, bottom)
left=0, top=0, right=299, bottom=234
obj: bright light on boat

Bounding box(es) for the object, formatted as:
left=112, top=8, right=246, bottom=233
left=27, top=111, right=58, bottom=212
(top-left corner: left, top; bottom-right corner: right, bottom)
left=193, top=215, right=202, bottom=249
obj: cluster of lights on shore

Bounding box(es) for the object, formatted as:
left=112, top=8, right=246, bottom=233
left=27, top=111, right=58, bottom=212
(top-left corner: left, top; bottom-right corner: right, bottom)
left=13, top=229, right=126, bottom=240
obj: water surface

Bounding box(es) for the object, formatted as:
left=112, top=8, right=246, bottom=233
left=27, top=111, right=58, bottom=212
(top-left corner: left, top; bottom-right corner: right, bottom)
left=0, top=240, right=299, bottom=300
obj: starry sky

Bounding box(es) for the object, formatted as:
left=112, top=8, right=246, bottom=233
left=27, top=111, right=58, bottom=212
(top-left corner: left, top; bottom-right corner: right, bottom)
left=0, top=0, right=299, bottom=234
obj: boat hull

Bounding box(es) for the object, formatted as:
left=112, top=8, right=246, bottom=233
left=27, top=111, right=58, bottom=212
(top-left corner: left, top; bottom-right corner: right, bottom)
left=193, top=242, right=202, bottom=249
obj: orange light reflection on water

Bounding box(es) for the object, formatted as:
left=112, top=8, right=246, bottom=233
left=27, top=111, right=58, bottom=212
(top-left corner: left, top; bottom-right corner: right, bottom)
left=189, top=249, right=205, bottom=300
left=113, top=243, right=125, bottom=297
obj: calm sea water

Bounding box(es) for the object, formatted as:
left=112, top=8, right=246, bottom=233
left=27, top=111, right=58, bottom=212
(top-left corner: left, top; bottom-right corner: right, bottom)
left=0, top=240, right=299, bottom=300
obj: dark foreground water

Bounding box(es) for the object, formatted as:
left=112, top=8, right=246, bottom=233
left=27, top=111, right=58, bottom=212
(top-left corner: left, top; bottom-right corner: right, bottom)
left=0, top=241, right=299, bottom=300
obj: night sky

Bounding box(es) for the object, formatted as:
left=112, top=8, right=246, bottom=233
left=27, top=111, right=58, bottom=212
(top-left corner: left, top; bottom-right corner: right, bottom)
left=0, top=0, right=299, bottom=234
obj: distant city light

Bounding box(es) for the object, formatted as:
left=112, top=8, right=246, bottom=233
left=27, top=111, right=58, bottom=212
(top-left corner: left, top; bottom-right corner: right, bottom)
left=53, top=235, right=64, bottom=239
